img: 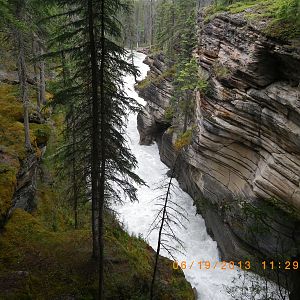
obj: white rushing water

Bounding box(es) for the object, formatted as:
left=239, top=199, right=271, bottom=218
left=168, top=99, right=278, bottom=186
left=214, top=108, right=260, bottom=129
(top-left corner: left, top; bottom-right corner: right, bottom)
left=113, top=52, right=284, bottom=300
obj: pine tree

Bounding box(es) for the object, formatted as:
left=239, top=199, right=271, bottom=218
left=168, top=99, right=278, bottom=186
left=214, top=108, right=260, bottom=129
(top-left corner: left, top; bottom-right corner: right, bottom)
left=10, top=0, right=33, bottom=151
left=49, top=1, right=144, bottom=298
left=0, top=0, right=13, bottom=24
left=3, top=0, right=52, bottom=150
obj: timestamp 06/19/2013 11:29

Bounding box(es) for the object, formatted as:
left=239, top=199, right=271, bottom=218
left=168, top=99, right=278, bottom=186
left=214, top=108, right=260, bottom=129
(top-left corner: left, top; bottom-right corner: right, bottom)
left=172, top=260, right=299, bottom=271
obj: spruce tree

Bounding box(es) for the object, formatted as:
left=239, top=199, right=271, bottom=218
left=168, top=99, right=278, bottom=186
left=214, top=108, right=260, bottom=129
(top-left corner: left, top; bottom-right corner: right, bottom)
left=3, top=0, right=52, bottom=150
left=10, top=0, right=33, bottom=151
left=49, top=1, right=144, bottom=298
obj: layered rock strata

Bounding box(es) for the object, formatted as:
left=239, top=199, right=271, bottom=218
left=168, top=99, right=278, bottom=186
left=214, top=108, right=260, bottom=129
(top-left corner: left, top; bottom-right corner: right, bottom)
left=137, top=11, right=300, bottom=286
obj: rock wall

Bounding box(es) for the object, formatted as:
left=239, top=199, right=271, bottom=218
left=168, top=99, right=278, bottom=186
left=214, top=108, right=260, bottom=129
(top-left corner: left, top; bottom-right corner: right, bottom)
left=9, top=153, right=39, bottom=214
left=137, top=53, right=173, bottom=146
left=0, top=79, right=44, bottom=228
left=0, top=152, right=40, bottom=229
left=137, top=11, right=300, bottom=284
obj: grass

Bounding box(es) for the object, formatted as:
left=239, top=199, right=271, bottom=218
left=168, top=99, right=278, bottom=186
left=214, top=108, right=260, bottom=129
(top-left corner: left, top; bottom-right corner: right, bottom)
left=0, top=207, right=194, bottom=299
left=164, top=105, right=174, bottom=122
left=204, top=0, right=300, bottom=39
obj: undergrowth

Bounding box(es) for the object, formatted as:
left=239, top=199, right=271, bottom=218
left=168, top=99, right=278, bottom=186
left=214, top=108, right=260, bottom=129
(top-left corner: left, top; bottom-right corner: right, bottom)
left=0, top=83, right=194, bottom=299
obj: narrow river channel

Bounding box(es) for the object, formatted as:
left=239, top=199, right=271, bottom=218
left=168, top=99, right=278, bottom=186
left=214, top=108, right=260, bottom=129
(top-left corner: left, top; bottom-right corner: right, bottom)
left=113, top=51, right=282, bottom=300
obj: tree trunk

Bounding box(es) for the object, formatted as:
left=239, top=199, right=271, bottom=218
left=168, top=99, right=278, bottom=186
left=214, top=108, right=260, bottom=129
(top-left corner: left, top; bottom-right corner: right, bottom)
left=71, top=106, right=78, bottom=229
left=98, top=0, right=106, bottom=298
left=32, top=37, right=41, bottom=113
left=150, top=162, right=177, bottom=300
left=88, top=0, right=100, bottom=262
left=16, top=28, right=32, bottom=151
left=39, top=46, right=46, bottom=105
left=150, top=0, right=153, bottom=48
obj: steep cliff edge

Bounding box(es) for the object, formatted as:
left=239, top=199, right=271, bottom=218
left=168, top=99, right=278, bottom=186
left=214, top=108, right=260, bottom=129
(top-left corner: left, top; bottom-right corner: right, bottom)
left=137, top=10, right=300, bottom=284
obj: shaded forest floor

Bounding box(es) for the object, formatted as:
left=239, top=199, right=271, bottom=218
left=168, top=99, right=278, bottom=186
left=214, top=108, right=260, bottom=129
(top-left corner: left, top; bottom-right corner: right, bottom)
left=0, top=82, right=194, bottom=299
left=0, top=208, right=193, bottom=299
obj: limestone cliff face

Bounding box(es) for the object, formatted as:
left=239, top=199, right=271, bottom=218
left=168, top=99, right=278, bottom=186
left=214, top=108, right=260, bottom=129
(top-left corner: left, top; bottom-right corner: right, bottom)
left=137, top=12, right=300, bottom=268
left=137, top=53, right=173, bottom=146
left=195, top=13, right=300, bottom=210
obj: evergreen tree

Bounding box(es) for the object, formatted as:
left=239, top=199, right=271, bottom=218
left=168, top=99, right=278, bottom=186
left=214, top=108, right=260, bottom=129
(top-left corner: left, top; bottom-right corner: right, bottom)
left=49, top=1, right=144, bottom=297
left=10, top=0, right=33, bottom=151
left=2, top=0, right=52, bottom=151
left=0, top=0, right=13, bottom=24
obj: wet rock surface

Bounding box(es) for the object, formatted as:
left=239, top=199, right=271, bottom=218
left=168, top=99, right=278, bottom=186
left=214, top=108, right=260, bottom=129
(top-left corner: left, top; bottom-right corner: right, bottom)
left=137, top=55, right=172, bottom=145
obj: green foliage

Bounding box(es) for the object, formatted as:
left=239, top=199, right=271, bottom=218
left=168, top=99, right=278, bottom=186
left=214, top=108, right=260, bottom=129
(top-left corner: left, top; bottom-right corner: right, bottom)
left=154, top=0, right=176, bottom=55
left=0, top=2, right=195, bottom=298
left=170, top=58, right=207, bottom=132
left=174, top=129, right=193, bottom=150
left=0, top=164, right=17, bottom=224
left=164, top=105, right=174, bottom=121
left=150, top=1, right=200, bottom=136
left=0, top=84, right=26, bottom=159
left=154, top=0, right=197, bottom=57
left=136, top=76, right=153, bottom=90
left=0, top=206, right=194, bottom=299
left=176, top=59, right=207, bottom=92
left=206, top=0, right=300, bottom=39
left=136, top=65, right=175, bottom=90
left=50, top=0, right=145, bottom=210
left=265, top=0, right=300, bottom=39
left=0, top=106, right=194, bottom=296
left=213, top=62, right=231, bottom=79
left=0, top=0, right=15, bottom=25
left=31, top=124, right=51, bottom=145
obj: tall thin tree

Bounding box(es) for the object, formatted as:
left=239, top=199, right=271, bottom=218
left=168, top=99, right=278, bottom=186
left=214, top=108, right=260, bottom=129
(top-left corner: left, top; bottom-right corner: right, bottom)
left=13, top=1, right=33, bottom=151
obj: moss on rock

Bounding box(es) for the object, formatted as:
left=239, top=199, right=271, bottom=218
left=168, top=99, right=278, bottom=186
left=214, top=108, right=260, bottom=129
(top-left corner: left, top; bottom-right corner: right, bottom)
left=0, top=82, right=195, bottom=299
left=205, top=0, right=300, bottom=40
left=0, top=83, right=53, bottom=226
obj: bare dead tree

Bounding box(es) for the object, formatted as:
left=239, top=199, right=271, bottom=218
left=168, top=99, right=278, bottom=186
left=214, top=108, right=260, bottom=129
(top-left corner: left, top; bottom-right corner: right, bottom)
left=148, top=155, right=188, bottom=299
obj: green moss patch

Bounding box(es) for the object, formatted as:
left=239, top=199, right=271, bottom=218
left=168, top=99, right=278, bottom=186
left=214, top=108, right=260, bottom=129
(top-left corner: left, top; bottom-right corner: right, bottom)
left=136, top=66, right=176, bottom=91
left=213, top=62, right=232, bottom=80
left=31, top=123, right=51, bottom=146
left=0, top=83, right=52, bottom=226
left=0, top=208, right=194, bottom=299
left=205, top=0, right=300, bottom=40
left=175, top=129, right=193, bottom=151
left=0, top=99, right=194, bottom=298
left=0, top=164, right=18, bottom=223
